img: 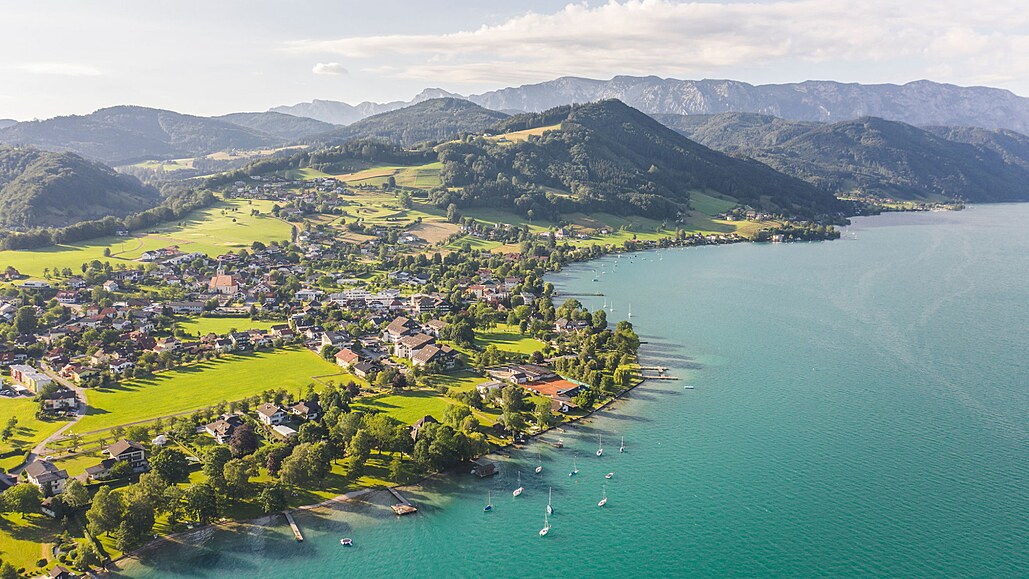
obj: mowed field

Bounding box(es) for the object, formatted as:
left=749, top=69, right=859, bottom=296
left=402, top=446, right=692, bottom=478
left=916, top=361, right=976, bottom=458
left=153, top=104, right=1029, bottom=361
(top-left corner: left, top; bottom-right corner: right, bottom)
left=73, top=348, right=344, bottom=433
left=0, top=199, right=292, bottom=279
left=176, top=317, right=277, bottom=338
left=0, top=397, right=68, bottom=470
left=475, top=323, right=545, bottom=355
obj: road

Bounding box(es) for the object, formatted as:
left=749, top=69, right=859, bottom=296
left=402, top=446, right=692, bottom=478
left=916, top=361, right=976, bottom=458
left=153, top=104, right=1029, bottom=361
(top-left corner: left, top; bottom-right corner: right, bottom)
left=10, top=369, right=88, bottom=474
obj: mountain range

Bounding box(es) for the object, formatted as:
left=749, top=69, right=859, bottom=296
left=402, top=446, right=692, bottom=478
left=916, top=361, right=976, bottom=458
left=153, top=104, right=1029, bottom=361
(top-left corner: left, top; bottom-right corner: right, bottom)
left=315, top=98, right=509, bottom=147
left=658, top=113, right=1029, bottom=202
left=270, top=77, right=1029, bottom=134
left=0, top=145, right=159, bottom=229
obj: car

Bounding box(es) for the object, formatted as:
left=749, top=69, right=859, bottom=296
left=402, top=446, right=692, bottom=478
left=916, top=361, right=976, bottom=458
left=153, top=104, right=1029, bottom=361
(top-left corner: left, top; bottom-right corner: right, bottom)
left=44, top=455, right=54, bottom=461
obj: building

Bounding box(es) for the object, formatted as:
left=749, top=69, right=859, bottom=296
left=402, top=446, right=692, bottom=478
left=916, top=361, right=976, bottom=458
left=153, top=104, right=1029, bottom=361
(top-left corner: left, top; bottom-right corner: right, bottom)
left=271, top=424, right=298, bottom=441
left=9, top=364, right=53, bottom=392
left=383, top=316, right=416, bottom=343
left=471, top=458, right=499, bottom=477
left=41, top=388, right=78, bottom=412
left=411, top=344, right=458, bottom=368
left=25, top=460, right=69, bottom=497
left=394, top=333, right=436, bottom=359
left=352, top=360, right=377, bottom=378
left=208, top=273, right=241, bottom=295
left=334, top=347, right=360, bottom=368
left=255, top=402, right=287, bottom=426
left=107, top=439, right=149, bottom=472
left=410, top=415, right=439, bottom=441
left=205, top=414, right=244, bottom=444
left=291, top=400, right=322, bottom=421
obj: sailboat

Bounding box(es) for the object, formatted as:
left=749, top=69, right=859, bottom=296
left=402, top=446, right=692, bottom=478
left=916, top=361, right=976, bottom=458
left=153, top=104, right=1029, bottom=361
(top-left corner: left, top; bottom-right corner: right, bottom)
left=628, top=303, right=632, bottom=319
left=539, top=513, right=551, bottom=537
left=513, top=472, right=524, bottom=497
left=547, top=487, right=554, bottom=515
left=596, top=434, right=604, bottom=457
left=484, top=491, right=493, bottom=512
left=535, top=451, right=543, bottom=474
left=569, top=458, right=579, bottom=477
left=598, top=485, right=608, bottom=508
left=619, top=436, right=625, bottom=453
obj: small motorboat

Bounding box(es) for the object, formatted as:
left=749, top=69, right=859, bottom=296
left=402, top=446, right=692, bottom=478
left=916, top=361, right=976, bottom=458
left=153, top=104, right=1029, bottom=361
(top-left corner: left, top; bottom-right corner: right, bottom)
left=340, top=538, right=353, bottom=546
left=605, top=472, right=614, bottom=479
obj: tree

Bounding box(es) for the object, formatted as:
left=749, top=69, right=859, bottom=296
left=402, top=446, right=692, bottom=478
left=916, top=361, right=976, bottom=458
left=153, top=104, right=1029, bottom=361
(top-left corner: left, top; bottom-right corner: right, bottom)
left=222, top=458, right=253, bottom=500
left=0, top=563, right=16, bottom=579
left=185, top=483, right=218, bottom=523
left=203, top=446, right=232, bottom=488
left=397, top=190, right=413, bottom=209
left=86, top=486, right=123, bottom=536
left=14, top=306, right=37, bottom=334
left=264, top=443, right=291, bottom=475
left=228, top=424, right=258, bottom=457
left=151, top=447, right=190, bottom=483
left=2, top=483, right=41, bottom=517
left=347, top=429, right=373, bottom=463
left=388, top=454, right=410, bottom=483
left=72, top=541, right=100, bottom=571
left=534, top=399, right=556, bottom=428
left=62, top=479, right=90, bottom=509
left=446, top=203, right=460, bottom=223
left=258, top=484, right=287, bottom=514
left=500, top=384, right=526, bottom=414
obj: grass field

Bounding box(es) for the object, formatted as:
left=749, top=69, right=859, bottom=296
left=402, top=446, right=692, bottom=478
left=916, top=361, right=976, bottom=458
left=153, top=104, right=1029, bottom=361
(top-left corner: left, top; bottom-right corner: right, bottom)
left=475, top=323, right=545, bottom=355
left=690, top=191, right=738, bottom=216
left=0, top=397, right=68, bottom=470
left=176, top=317, right=277, bottom=338
left=73, top=348, right=343, bottom=434
left=0, top=199, right=292, bottom=279
left=351, top=389, right=456, bottom=425
left=488, top=124, right=562, bottom=143
left=0, top=514, right=60, bottom=572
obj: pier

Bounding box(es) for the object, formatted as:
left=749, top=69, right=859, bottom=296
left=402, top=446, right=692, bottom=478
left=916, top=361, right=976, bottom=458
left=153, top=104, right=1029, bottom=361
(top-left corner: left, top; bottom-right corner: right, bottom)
left=387, top=487, right=418, bottom=515
left=284, top=511, right=304, bottom=541
left=642, top=375, right=679, bottom=380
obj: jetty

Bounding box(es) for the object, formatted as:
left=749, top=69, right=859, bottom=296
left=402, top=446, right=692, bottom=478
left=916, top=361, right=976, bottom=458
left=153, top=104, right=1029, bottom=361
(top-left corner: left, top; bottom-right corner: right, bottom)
left=284, top=511, right=304, bottom=541
left=642, top=375, right=679, bottom=380
left=387, top=487, right=418, bottom=515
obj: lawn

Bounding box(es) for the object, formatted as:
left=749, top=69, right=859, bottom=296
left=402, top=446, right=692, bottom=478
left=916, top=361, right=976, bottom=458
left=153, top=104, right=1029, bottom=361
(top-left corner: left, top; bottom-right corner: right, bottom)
left=0, top=514, right=61, bottom=572
left=488, top=124, right=562, bottom=143
left=73, top=348, right=343, bottom=434
left=351, top=389, right=456, bottom=425
left=475, top=323, right=545, bottom=355
left=176, top=317, right=277, bottom=338
left=690, top=190, right=738, bottom=216
left=0, top=199, right=291, bottom=279
left=0, top=398, right=68, bottom=470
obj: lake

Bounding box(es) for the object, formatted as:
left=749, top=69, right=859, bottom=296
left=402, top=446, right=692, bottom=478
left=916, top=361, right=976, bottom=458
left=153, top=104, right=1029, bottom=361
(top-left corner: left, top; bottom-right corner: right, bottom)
left=119, top=204, right=1029, bottom=577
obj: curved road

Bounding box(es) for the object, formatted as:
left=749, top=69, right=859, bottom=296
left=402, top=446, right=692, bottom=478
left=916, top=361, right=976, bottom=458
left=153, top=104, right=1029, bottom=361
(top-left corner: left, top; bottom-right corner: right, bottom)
left=11, top=369, right=88, bottom=474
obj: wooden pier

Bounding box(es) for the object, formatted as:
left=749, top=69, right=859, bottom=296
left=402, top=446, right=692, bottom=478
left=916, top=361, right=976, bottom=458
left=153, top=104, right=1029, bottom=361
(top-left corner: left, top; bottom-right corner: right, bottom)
left=642, top=375, right=679, bottom=380
left=387, top=487, right=418, bottom=515
left=284, top=511, right=304, bottom=541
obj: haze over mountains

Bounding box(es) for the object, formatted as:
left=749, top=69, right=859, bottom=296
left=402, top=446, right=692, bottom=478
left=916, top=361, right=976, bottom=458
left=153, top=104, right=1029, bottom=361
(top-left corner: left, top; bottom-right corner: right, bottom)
left=270, top=77, right=1029, bottom=134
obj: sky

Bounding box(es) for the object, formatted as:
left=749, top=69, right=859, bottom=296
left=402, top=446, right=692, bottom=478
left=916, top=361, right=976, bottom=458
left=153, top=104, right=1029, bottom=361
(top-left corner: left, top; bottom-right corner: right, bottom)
left=1, top=0, right=1026, bottom=120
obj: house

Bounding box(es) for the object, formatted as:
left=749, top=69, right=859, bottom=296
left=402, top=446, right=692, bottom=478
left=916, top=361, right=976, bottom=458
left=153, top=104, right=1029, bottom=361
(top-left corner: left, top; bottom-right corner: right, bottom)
left=487, top=364, right=556, bottom=384
left=476, top=380, right=506, bottom=402
left=471, top=457, right=499, bottom=477
left=41, top=388, right=78, bottom=412
left=152, top=336, right=179, bottom=353
left=167, top=301, right=204, bottom=315
left=394, top=333, right=435, bottom=359
left=290, top=400, right=322, bottom=421
left=102, top=280, right=120, bottom=292
left=411, top=344, right=457, bottom=368
left=383, top=316, right=416, bottom=343
left=48, top=565, right=73, bottom=579
left=84, top=459, right=118, bottom=481
left=205, top=414, right=244, bottom=444
left=208, top=272, right=241, bottom=295
left=55, top=290, right=79, bottom=305
left=25, top=460, right=69, bottom=496
left=334, top=348, right=360, bottom=368
left=352, top=360, right=377, bottom=378
left=107, top=439, right=149, bottom=472
left=554, top=318, right=590, bottom=333
left=229, top=331, right=251, bottom=350
left=255, top=402, right=287, bottom=426
left=410, top=415, right=439, bottom=441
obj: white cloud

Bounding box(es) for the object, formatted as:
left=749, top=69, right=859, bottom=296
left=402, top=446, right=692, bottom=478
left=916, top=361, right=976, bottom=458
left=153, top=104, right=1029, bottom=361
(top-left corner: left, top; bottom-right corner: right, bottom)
left=16, top=62, right=103, bottom=76
left=312, top=62, right=348, bottom=75
left=289, top=0, right=1029, bottom=90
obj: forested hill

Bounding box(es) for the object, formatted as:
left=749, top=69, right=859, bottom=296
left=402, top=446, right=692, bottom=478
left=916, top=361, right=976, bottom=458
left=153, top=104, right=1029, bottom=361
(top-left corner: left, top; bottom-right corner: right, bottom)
left=315, top=98, right=510, bottom=146
left=0, top=106, right=278, bottom=165
left=0, top=146, right=160, bottom=229
left=662, top=113, right=1029, bottom=202
left=430, top=100, right=841, bottom=219
left=215, top=111, right=336, bottom=140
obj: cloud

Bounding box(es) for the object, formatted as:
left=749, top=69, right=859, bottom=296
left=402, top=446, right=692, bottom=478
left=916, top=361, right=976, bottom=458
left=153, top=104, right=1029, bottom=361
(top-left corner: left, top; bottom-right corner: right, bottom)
left=16, top=62, right=103, bottom=76
left=312, top=62, right=348, bottom=76
left=289, top=0, right=1029, bottom=91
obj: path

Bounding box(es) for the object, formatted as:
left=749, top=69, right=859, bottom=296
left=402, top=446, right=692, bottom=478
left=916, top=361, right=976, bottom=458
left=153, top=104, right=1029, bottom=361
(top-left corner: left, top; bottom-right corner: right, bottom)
left=11, top=369, right=88, bottom=474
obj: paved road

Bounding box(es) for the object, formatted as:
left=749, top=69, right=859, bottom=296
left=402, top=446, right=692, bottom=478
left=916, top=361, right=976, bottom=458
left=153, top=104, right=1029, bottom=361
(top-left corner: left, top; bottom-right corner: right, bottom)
left=10, top=369, right=88, bottom=474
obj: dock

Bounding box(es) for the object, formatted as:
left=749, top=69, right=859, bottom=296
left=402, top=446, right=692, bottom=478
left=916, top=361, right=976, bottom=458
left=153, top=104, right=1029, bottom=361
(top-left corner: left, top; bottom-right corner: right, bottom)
left=387, top=487, right=418, bottom=515
left=642, top=375, right=679, bottom=380
left=284, top=511, right=303, bottom=541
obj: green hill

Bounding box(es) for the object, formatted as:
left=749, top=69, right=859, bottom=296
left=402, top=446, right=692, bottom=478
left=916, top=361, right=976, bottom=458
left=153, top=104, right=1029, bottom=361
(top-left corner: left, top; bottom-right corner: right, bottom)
left=662, top=113, right=1029, bottom=202
left=317, top=98, right=510, bottom=146
left=432, top=100, right=840, bottom=219
left=0, top=106, right=278, bottom=165
left=216, top=111, right=337, bottom=140
left=0, top=145, right=160, bottom=229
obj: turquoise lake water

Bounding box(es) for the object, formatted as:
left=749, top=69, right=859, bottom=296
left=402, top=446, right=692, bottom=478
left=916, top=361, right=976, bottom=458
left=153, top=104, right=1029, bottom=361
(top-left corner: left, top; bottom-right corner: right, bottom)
left=120, top=204, right=1028, bottom=577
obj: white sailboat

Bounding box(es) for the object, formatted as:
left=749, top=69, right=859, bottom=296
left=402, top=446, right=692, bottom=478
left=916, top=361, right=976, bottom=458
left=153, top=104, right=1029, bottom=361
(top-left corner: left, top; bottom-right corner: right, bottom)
left=484, top=491, right=493, bottom=512
left=605, top=472, right=614, bottom=479
left=539, top=513, right=551, bottom=537
left=596, top=434, right=604, bottom=457
left=619, top=436, right=625, bottom=453
left=569, top=458, right=578, bottom=477
left=628, top=303, right=632, bottom=319
left=535, top=451, right=543, bottom=474
left=598, top=485, right=608, bottom=508
left=513, top=472, right=524, bottom=497
left=547, top=487, right=554, bottom=515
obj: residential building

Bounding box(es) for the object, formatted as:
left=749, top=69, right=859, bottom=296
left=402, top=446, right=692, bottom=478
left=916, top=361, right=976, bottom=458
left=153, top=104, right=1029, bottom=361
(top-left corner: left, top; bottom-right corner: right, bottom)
left=25, top=460, right=69, bottom=497
left=255, top=402, right=287, bottom=426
